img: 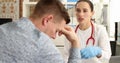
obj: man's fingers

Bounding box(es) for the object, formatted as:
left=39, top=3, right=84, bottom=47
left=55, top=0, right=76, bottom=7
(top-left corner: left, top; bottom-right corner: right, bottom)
left=61, top=25, right=73, bottom=35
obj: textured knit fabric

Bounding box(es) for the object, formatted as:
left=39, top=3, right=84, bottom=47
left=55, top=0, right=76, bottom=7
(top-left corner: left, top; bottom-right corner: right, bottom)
left=0, top=17, right=81, bottom=63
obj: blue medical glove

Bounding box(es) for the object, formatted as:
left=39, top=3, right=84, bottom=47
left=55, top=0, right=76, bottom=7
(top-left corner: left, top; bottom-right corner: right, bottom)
left=80, top=46, right=102, bottom=59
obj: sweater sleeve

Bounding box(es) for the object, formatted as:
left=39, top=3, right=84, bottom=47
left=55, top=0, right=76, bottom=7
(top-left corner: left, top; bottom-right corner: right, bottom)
left=63, top=38, right=81, bottom=63
left=68, top=48, right=81, bottom=63
left=38, top=33, right=81, bottom=63
left=33, top=32, right=81, bottom=63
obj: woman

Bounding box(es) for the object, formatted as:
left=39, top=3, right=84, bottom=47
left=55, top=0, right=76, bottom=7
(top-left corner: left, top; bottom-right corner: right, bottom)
left=64, top=0, right=111, bottom=63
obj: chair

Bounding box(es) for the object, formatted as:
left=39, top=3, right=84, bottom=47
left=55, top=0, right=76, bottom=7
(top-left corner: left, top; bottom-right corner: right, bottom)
left=0, top=18, right=12, bottom=25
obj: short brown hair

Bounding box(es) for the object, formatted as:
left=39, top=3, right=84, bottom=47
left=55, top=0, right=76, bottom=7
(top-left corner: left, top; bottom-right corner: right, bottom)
left=30, top=0, right=70, bottom=24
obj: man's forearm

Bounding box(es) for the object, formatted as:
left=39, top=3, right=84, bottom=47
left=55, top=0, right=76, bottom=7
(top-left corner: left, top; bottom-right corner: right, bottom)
left=68, top=48, right=81, bottom=63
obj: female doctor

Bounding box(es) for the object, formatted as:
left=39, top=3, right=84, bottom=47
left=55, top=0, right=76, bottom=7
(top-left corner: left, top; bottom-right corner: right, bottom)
left=64, top=0, right=111, bottom=63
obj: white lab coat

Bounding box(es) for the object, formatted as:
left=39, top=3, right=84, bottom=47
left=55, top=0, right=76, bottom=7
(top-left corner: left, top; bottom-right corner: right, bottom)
left=64, top=23, right=111, bottom=63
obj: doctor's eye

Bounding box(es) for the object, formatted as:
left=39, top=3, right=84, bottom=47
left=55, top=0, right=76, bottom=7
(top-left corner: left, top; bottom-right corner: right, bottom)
left=83, top=9, right=88, bottom=13
left=76, top=9, right=81, bottom=13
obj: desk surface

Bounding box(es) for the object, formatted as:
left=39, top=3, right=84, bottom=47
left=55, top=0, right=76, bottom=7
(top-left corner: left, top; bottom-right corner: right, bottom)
left=110, top=56, right=120, bottom=63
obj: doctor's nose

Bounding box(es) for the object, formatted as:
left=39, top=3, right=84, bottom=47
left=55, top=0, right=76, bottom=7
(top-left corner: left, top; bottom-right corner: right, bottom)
left=77, top=12, right=84, bottom=17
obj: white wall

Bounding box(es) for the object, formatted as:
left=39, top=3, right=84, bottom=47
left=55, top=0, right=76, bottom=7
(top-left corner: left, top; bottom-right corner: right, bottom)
left=110, top=0, right=120, bottom=40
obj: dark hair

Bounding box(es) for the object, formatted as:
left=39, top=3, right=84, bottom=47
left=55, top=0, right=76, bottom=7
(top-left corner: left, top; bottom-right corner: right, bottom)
left=75, top=0, right=94, bottom=12
left=30, top=0, right=70, bottom=24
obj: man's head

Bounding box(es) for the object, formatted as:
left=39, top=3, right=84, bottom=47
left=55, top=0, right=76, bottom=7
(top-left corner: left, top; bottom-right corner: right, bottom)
left=30, top=0, right=70, bottom=39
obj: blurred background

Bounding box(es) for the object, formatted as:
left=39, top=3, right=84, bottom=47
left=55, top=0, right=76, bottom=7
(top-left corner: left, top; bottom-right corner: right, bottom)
left=0, top=0, right=120, bottom=63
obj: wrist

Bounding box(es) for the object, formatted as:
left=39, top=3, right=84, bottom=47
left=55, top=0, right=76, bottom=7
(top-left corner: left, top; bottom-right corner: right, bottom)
left=71, top=40, right=80, bottom=48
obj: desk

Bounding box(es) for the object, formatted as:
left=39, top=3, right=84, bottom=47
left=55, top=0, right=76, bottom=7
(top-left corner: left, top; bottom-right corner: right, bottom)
left=110, top=56, right=120, bottom=63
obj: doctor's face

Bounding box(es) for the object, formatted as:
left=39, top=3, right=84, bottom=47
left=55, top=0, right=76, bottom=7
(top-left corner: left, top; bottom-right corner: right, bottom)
left=75, top=1, right=94, bottom=24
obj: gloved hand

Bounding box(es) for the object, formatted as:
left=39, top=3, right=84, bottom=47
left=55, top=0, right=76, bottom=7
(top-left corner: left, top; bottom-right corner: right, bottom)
left=80, top=46, right=102, bottom=59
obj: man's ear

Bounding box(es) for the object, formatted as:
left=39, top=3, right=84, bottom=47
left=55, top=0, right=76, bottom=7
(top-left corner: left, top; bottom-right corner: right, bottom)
left=42, top=15, right=53, bottom=26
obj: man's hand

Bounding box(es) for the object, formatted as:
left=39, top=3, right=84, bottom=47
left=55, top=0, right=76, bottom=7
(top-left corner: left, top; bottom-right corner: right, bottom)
left=60, top=25, right=80, bottom=48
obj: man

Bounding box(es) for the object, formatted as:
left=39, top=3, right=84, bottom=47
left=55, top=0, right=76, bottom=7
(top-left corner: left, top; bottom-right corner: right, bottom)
left=0, top=0, right=81, bottom=63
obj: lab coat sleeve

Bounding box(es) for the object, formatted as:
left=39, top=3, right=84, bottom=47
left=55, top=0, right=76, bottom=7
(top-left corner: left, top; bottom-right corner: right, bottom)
left=98, top=26, right=111, bottom=62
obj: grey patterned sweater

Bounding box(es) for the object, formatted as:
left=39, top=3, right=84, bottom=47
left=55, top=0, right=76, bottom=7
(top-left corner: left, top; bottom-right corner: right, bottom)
left=0, top=17, right=81, bottom=63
